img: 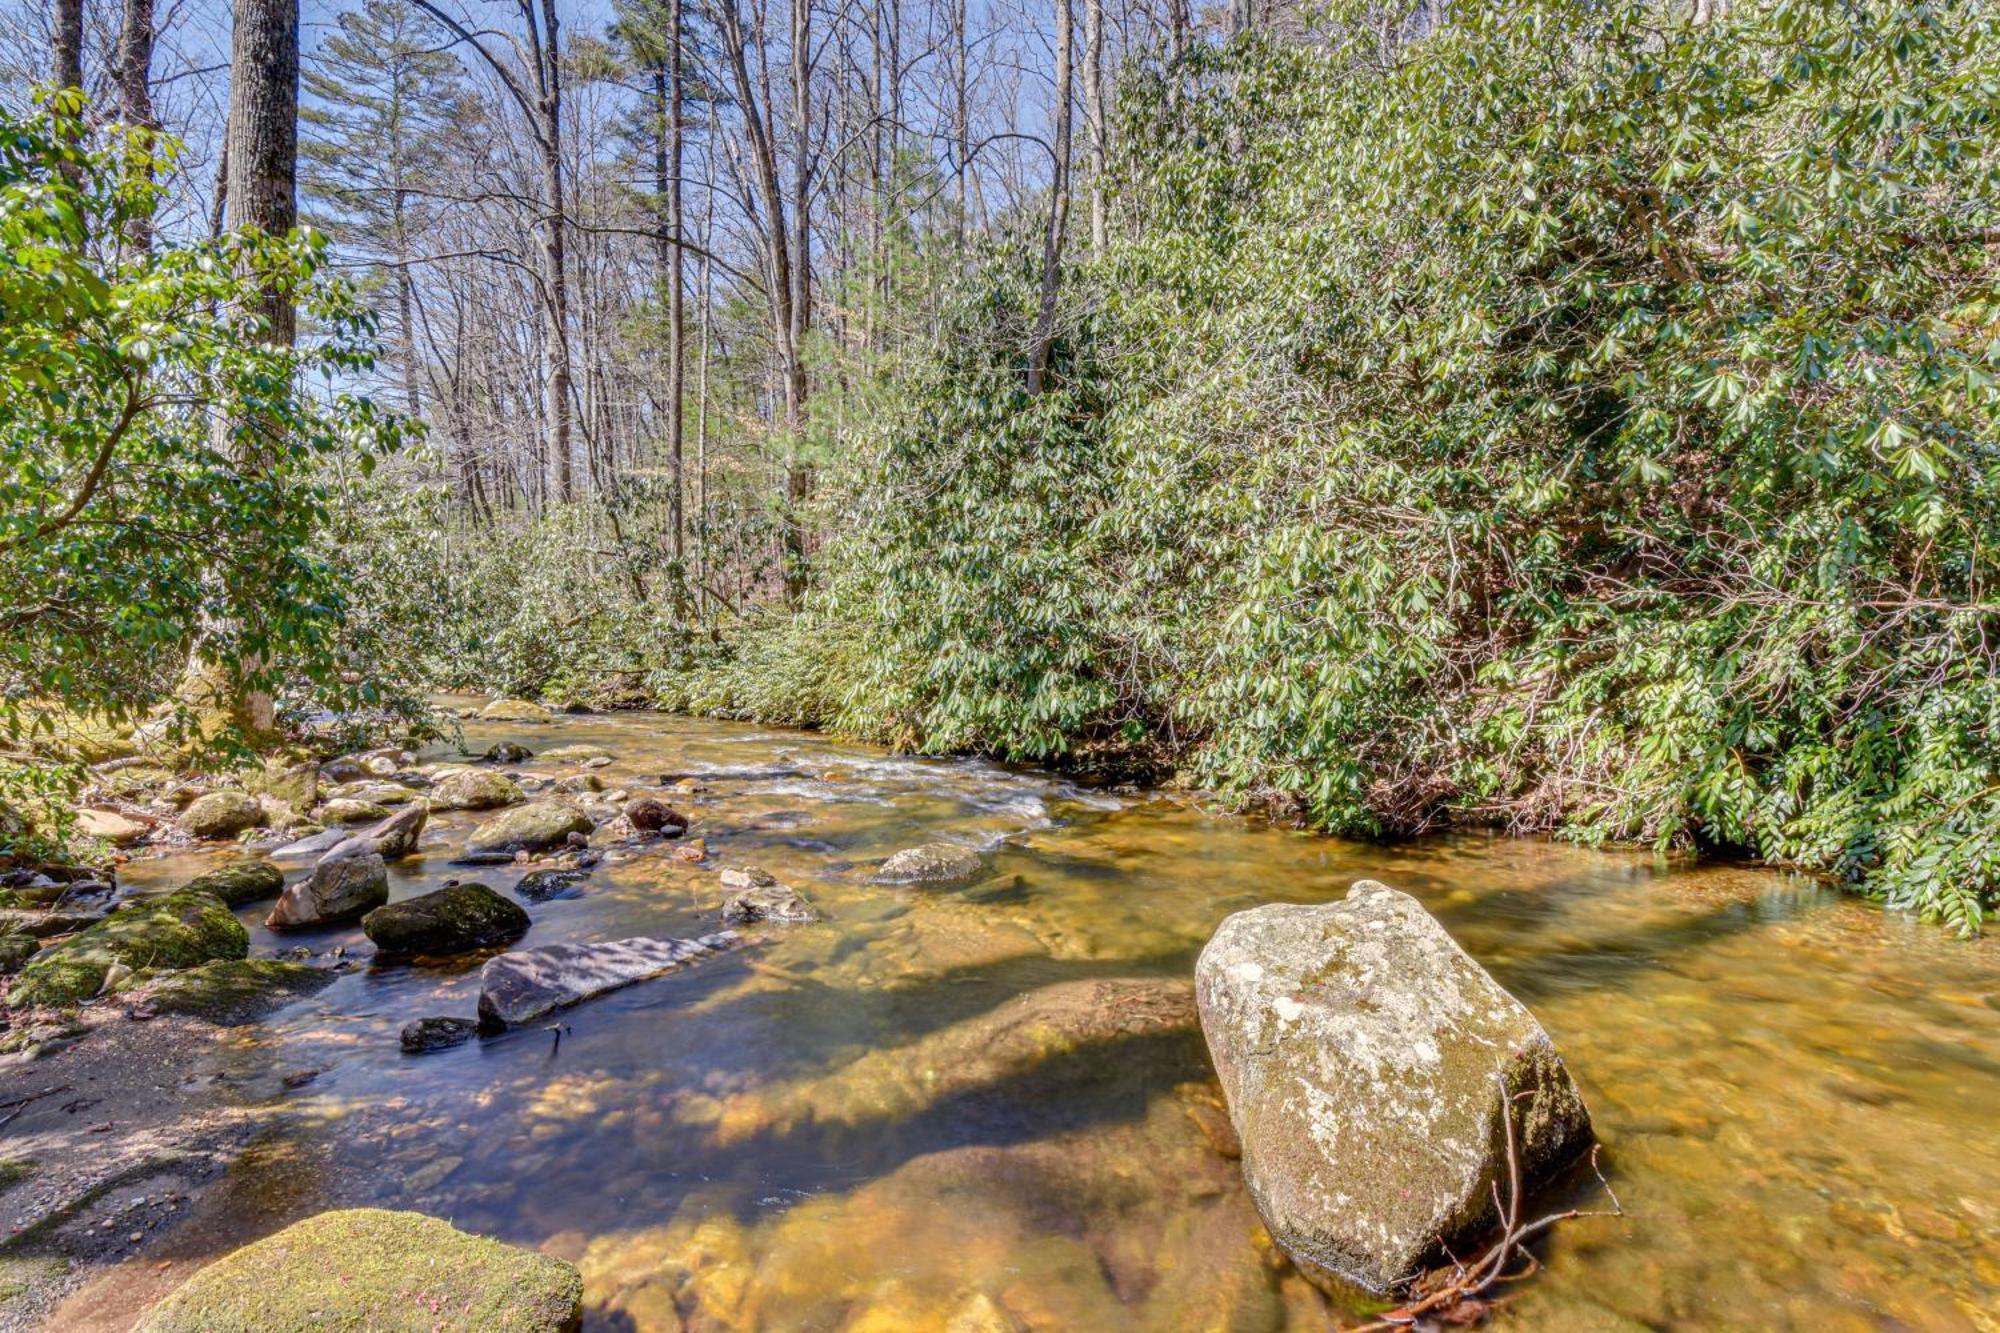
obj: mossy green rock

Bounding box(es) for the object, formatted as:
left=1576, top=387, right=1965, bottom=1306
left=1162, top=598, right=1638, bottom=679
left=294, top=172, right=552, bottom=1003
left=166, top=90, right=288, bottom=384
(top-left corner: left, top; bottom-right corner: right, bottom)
left=363, top=882, right=529, bottom=956
left=182, top=858, right=286, bottom=907
left=478, top=698, right=554, bottom=724
left=538, top=743, right=612, bottom=763
left=136, top=1207, right=583, bottom=1332
left=429, top=768, right=524, bottom=811
left=322, top=798, right=392, bottom=825
left=127, top=959, right=334, bottom=1024
left=465, top=801, right=593, bottom=854
left=6, top=889, right=247, bottom=1008
left=181, top=790, right=264, bottom=839
left=0, top=933, right=37, bottom=974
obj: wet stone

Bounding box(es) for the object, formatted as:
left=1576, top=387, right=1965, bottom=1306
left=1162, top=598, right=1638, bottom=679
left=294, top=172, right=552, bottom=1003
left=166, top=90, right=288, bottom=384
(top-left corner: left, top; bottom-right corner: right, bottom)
left=402, top=1016, right=481, bottom=1054
left=721, top=883, right=819, bottom=926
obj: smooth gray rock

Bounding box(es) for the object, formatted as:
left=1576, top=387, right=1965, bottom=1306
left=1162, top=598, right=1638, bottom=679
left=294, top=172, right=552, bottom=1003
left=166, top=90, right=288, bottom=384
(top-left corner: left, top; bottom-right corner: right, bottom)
left=1195, top=881, right=1594, bottom=1293
left=266, top=839, right=389, bottom=929
left=429, top=769, right=524, bottom=811
left=477, top=932, right=739, bottom=1029
left=272, top=826, right=350, bottom=859
left=362, top=802, right=428, bottom=860
left=871, top=842, right=983, bottom=884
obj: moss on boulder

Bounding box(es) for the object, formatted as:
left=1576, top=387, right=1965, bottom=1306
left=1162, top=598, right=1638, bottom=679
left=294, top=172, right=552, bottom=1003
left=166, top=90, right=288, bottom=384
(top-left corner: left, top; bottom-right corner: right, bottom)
left=126, top=959, right=335, bottom=1024
left=136, top=1208, right=583, bottom=1332
left=478, top=698, right=554, bottom=724
left=429, top=768, right=523, bottom=811
left=465, top=801, right=593, bottom=854
left=181, top=791, right=264, bottom=840
left=363, top=882, right=530, bottom=956
left=182, top=858, right=286, bottom=907
left=6, top=889, right=247, bottom=1008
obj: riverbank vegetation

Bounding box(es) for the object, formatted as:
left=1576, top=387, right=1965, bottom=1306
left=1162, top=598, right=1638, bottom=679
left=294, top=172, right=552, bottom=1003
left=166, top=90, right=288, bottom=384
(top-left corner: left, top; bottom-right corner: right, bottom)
left=3, top=0, right=1997, bottom=929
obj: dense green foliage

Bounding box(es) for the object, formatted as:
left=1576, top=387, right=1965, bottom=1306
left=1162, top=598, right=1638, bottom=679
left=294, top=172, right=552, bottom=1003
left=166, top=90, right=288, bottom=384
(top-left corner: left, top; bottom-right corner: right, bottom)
left=696, top=0, right=1999, bottom=930
left=0, top=95, right=409, bottom=836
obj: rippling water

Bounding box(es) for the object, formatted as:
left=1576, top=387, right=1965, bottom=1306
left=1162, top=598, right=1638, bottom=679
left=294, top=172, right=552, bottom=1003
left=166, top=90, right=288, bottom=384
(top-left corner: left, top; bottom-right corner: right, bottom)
left=95, top=706, right=2000, bottom=1330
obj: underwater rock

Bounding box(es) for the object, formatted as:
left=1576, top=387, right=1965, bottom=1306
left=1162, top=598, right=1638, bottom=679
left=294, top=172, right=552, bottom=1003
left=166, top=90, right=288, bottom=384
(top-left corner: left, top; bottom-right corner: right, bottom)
left=718, top=865, right=775, bottom=890
left=483, top=741, right=535, bottom=763
left=266, top=839, right=389, bottom=929
left=872, top=842, right=984, bottom=884
left=363, top=882, right=529, bottom=957
left=465, top=801, right=595, bottom=854
left=1195, top=880, right=1595, bottom=1293
left=477, top=932, right=740, bottom=1029
left=402, top=1016, right=480, bottom=1053
left=721, top=882, right=818, bottom=926
left=514, top=868, right=589, bottom=903
left=135, top=1207, right=582, bottom=1332
left=125, top=958, right=335, bottom=1024
left=430, top=768, right=525, bottom=811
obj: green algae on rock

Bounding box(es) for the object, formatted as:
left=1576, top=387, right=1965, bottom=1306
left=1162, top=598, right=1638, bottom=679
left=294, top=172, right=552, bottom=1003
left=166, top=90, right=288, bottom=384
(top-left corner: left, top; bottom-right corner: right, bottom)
left=123, top=958, right=335, bottom=1024
left=181, top=858, right=285, bottom=907
left=364, top=882, right=530, bottom=956
left=6, top=889, right=247, bottom=1009
left=1195, top=881, right=1594, bottom=1293
left=429, top=768, right=524, bottom=811
left=135, top=1208, right=583, bottom=1332
left=465, top=801, right=594, bottom=854
left=180, top=791, right=263, bottom=840
left=479, top=698, right=555, bottom=724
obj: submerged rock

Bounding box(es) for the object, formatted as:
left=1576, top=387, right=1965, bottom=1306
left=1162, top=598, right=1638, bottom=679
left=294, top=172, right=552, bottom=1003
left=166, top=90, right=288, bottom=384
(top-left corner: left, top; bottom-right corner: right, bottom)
left=465, top=801, right=594, bottom=854
left=624, top=796, right=686, bottom=834
left=402, top=1016, right=480, bottom=1054
left=430, top=768, right=525, bottom=811
left=479, top=698, right=554, bottom=724
left=873, top=841, right=984, bottom=884
left=721, top=882, right=818, bottom=926
left=483, top=741, right=534, bottom=763
left=266, top=840, right=389, bottom=929
left=181, top=790, right=263, bottom=840
left=126, top=958, right=335, bottom=1024
left=182, top=857, right=286, bottom=907
left=718, top=865, right=776, bottom=890
left=6, top=889, right=247, bottom=1009
left=478, top=932, right=740, bottom=1028
left=540, top=743, right=613, bottom=763
left=363, top=882, right=529, bottom=957
left=135, top=1207, right=582, bottom=1332
left=514, top=868, right=589, bottom=903
left=1194, top=880, right=1595, bottom=1293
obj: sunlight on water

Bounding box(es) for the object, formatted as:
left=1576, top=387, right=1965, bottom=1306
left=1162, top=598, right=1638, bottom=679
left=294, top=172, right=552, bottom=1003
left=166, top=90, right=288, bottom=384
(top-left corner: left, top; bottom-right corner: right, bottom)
left=109, top=707, right=2000, bottom=1331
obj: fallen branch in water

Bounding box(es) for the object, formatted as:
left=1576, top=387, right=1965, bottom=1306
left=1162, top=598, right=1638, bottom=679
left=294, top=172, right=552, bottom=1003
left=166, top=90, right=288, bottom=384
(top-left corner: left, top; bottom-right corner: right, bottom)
left=1353, top=1078, right=1623, bottom=1330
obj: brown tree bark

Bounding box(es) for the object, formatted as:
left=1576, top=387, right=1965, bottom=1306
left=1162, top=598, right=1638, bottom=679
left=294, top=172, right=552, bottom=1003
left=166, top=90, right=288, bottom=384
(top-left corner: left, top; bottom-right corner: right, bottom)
left=53, top=0, right=84, bottom=92
left=117, top=0, right=156, bottom=250
left=1027, top=0, right=1073, bottom=395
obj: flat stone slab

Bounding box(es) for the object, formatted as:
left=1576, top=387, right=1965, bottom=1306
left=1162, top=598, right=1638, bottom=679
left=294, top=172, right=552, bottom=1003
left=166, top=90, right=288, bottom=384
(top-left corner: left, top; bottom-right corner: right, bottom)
left=477, top=932, right=740, bottom=1029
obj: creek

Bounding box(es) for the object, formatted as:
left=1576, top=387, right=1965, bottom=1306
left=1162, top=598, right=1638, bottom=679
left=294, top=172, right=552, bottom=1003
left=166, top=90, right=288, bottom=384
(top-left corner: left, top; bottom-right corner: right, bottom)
left=86, top=705, right=2000, bottom=1329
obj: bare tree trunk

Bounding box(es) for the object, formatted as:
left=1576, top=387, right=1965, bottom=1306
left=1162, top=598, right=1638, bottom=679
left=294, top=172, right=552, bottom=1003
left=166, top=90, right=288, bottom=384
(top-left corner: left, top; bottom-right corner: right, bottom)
left=652, top=0, right=686, bottom=577
left=1082, top=0, right=1105, bottom=256
left=1027, top=0, right=1072, bottom=395
left=535, top=0, right=574, bottom=503
left=53, top=0, right=83, bottom=92
left=782, top=0, right=812, bottom=606
left=117, top=0, right=156, bottom=250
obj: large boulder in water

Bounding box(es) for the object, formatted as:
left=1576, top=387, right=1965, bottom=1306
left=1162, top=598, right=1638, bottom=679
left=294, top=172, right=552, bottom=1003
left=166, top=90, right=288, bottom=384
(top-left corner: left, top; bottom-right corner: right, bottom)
left=135, top=1207, right=582, bottom=1332
left=6, top=889, right=247, bottom=1009
left=479, top=697, right=554, bottom=724
left=181, top=790, right=263, bottom=839
left=266, top=839, right=389, bottom=929
left=429, top=768, right=524, bottom=811
left=478, top=932, right=738, bottom=1028
left=182, top=857, right=285, bottom=907
left=362, top=802, right=428, bottom=859
left=464, top=801, right=593, bottom=854
left=1195, top=881, right=1594, bottom=1293
left=363, top=882, right=529, bottom=957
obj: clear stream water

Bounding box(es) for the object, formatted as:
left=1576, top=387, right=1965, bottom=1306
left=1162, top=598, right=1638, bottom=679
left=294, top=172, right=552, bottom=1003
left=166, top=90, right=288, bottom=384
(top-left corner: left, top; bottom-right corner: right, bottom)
left=98, top=706, right=2000, bottom=1330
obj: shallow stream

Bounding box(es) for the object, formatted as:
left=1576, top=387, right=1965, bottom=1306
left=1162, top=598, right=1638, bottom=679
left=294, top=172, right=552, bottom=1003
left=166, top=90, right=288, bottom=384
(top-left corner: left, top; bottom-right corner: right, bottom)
left=95, top=706, right=2000, bottom=1329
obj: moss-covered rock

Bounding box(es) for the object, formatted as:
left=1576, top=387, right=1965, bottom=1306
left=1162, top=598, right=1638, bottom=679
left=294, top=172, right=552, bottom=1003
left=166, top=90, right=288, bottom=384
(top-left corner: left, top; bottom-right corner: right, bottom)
left=478, top=698, right=554, bottom=724
left=464, top=801, right=593, bottom=854
left=135, top=1208, right=583, bottom=1332
left=321, top=798, right=391, bottom=825
left=182, top=858, right=286, bottom=907
left=363, top=883, right=529, bottom=957
left=245, top=758, right=320, bottom=810
left=323, top=780, right=418, bottom=806
left=430, top=768, right=523, bottom=811
left=181, top=791, right=264, bottom=840
left=538, top=743, right=612, bottom=763
left=6, top=889, right=247, bottom=1008
left=126, top=958, right=335, bottom=1024
left=0, top=933, right=38, bottom=974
